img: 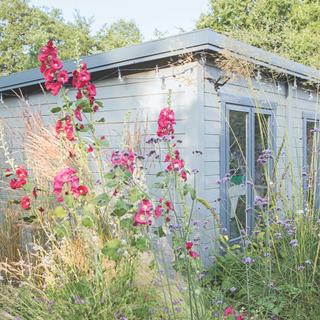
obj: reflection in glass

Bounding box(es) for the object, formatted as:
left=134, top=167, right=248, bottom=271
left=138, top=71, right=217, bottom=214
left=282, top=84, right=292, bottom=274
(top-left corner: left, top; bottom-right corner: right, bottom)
left=229, top=110, right=247, bottom=239
left=254, top=113, right=270, bottom=222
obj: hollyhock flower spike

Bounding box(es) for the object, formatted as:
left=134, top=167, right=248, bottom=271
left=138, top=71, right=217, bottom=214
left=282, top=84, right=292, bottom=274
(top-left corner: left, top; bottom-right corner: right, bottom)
left=74, top=108, right=82, bottom=121
left=21, top=196, right=31, bottom=210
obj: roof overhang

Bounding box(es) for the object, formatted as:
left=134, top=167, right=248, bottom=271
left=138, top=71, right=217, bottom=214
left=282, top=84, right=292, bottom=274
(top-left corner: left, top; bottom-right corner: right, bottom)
left=1, top=28, right=319, bottom=93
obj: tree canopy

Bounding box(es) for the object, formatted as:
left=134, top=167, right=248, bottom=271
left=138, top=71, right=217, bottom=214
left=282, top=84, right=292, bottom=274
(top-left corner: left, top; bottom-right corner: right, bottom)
left=196, top=0, right=320, bottom=69
left=0, top=0, right=143, bottom=76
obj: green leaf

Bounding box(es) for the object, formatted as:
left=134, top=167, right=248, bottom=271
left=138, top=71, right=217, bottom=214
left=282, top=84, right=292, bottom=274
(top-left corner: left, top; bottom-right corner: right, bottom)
left=54, top=206, right=67, bottom=219
left=111, top=200, right=133, bottom=217
left=75, top=99, right=89, bottom=107
left=106, top=180, right=117, bottom=188
left=23, top=183, right=35, bottom=192
left=226, top=315, right=236, bottom=320
left=130, top=188, right=139, bottom=202
left=58, top=117, right=69, bottom=122
left=101, top=239, right=121, bottom=260
left=120, top=218, right=134, bottom=228
left=154, top=226, right=166, bottom=238
left=96, top=138, right=109, bottom=148
left=82, top=107, right=94, bottom=113
left=156, top=171, right=165, bottom=177
left=136, top=236, right=150, bottom=252
left=18, top=215, right=37, bottom=224
left=104, top=172, right=115, bottom=179
left=81, top=213, right=97, bottom=228
left=92, top=193, right=109, bottom=207
left=9, top=199, right=21, bottom=204
left=53, top=221, right=70, bottom=238
left=188, top=186, right=196, bottom=200
left=50, top=107, right=61, bottom=113
left=148, top=259, right=155, bottom=270
left=65, top=194, right=75, bottom=207
left=95, top=101, right=104, bottom=108
left=183, top=184, right=189, bottom=196
left=96, top=118, right=105, bottom=123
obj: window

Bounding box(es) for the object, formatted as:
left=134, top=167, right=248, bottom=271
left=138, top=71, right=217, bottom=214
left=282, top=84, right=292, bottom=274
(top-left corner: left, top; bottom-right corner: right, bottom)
left=220, top=95, right=275, bottom=241
left=303, top=112, right=320, bottom=209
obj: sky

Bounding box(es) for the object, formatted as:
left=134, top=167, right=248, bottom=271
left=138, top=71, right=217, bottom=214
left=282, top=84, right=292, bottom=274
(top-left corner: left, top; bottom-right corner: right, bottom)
left=29, top=0, right=210, bottom=41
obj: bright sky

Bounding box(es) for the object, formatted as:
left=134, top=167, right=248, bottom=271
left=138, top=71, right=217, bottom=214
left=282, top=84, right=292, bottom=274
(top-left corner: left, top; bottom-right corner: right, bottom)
left=29, top=0, right=210, bottom=41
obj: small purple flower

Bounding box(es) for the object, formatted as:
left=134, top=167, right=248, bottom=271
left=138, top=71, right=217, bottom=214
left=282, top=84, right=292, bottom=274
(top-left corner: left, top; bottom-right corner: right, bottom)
left=214, top=312, right=219, bottom=317
left=127, top=282, right=132, bottom=286
left=230, top=287, right=236, bottom=292
left=100, top=300, right=104, bottom=303
left=191, top=168, right=200, bottom=174
left=216, top=301, right=222, bottom=305
left=175, top=307, right=181, bottom=312
left=149, top=309, right=155, bottom=313
left=305, top=260, right=311, bottom=264
left=163, top=307, right=168, bottom=311
left=297, top=266, right=305, bottom=271
left=221, top=227, right=227, bottom=232
left=177, top=139, right=183, bottom=143
left=117, top=249, right=122, bottom=253
left=122, top=317, right=127, bottom=320
left=200, top=274, right=205, bottom=279
left=178, top=285, right=183, bottom=290
left=204, top=246, right=209, bottom=250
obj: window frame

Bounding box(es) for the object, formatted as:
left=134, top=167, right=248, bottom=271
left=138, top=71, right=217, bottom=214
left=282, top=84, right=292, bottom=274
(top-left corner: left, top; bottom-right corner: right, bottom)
left=220, top=93, right=276, bottom=244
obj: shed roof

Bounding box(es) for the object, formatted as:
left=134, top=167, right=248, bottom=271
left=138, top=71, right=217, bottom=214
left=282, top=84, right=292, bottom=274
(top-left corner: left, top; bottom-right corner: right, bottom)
left=1, top=28, right=319, bottom=92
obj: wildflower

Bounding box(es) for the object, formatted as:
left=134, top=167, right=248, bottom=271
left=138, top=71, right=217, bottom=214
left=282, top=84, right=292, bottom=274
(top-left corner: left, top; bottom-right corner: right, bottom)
left=115, top=315, right=120, bottom=319
left=297, top=266, right=305, bottom=271
left=178, top=285, right=183, bottom=290
left=216, top=301, right=222, bottom=304
left=117, top=249, right=122, bottom=253
left=57, top=70, right=69, bottom=83
left=175, top=307, right=180, bottom=312
left=127, top=282, right=132, bottom=286
left=222, top=227, right=227, bottom=232
left=163, top=307, right=168, bottom=311
left=191, top=168, right=200, bottom=174
left=204, top=246, right=209, bottom=250
left=149, top=309, right=155, bottom=313
left=214, top=312, right=219, bottom=317
left=305, top=260, right=311, bottom=264
left=200, top=274, right=205, bottom=279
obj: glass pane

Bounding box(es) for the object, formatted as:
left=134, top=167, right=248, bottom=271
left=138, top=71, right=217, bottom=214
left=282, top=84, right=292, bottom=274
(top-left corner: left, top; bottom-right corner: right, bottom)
left=229, top=110, right=247, bottom=239
left=306, top=121, right=318, bottom=205
left=254, top=113, right=270, bottom=198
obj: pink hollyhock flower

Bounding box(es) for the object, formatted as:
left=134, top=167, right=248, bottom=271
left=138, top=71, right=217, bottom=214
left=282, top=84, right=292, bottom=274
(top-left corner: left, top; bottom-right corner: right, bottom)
left=4, top=168, right=12, bottom=177
left=164, top=150, right=180, bottom=162
left=93, top=105, right=99, bottom=112
left=44, top=67, right=56, bottom=82
left=54, top=165, right=77, bottom=185
left=10, top=179, right=17, bottom=189
left=57, top=197, right=64, bottom=202
left=16, top=180, right=26, bottom=188
left=167, top=158, right=184, bottom=172
left=57, top=70, right=69, bottom=84
left=154, top=205, right=162, bottom=218
left=157, top=124, right=174, bottom=137
left=79, top=70, right=90, bottom=82
left=76, top=89, right=82, bottom=99
left=74, top=108, right=82, bottom=121
left=81, top=62, right=87, bottom=70
left=224, top=306, right=237, bottom=317
left=53, top=180, right=62, bottom=196
left=88, top=145, right=93, bottom=153
left=40, top=62, right=47, bottom=73
left=128, top=149, right=135, bottom=162
left=87, top=84, right=96, bottom=96
left=100, top=136, right=105, bottom=140
left=139, top=200, right=152, bottom=215
left=33, top=187, right=38, bottom=199
left=50, top=82, right=62, bottom=96
left=21, top=196, right=31, bottom=210
left=70, top=175, right=79, bottom=192
left=78, top=186, right=88, bottom=195
left=79, top=124, right=84, bottom=130
left=186, top=242, right=193, bottom=250
left=158, top=109, right=176, bottom=128
left=181, top=170, right=187, bottom=181
left=51, top=58, right=63, bottom=70
left=16, top=164, right=27, bottom=179
left=134, top=212, right=149, bottom=225
left=188, top=251, right=199, bottom=259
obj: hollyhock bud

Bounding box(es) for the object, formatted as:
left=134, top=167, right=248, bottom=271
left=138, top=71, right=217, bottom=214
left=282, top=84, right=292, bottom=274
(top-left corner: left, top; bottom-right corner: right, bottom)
left=57, top=197, right=64, bottom=202
left=4, top=168, right=12, bottom=177
left=166, top=217, right=171, bottom=222
left=21, top=196, right=31, bottom=210
left=79, top=124, right=84, bottom=130
left=16, top=180, right=26, bottom=189
left=100, top=136, right=105, bottom=140
left=181, top=170, right=187, bottom=181
left=88, top=145, right=93, bottom=153
left=40, top=62, right=47, bottom=73
left=39, top=207, right=45, bottom=213
left=78, top=186, right=88, bottom=195
left=57, top=70, right=69, bottom=84
left=93, top=105, right=99, bottom=112
left=33, top=187, right=38, bottom=199
left=16, top=165, right=27, bottom=179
